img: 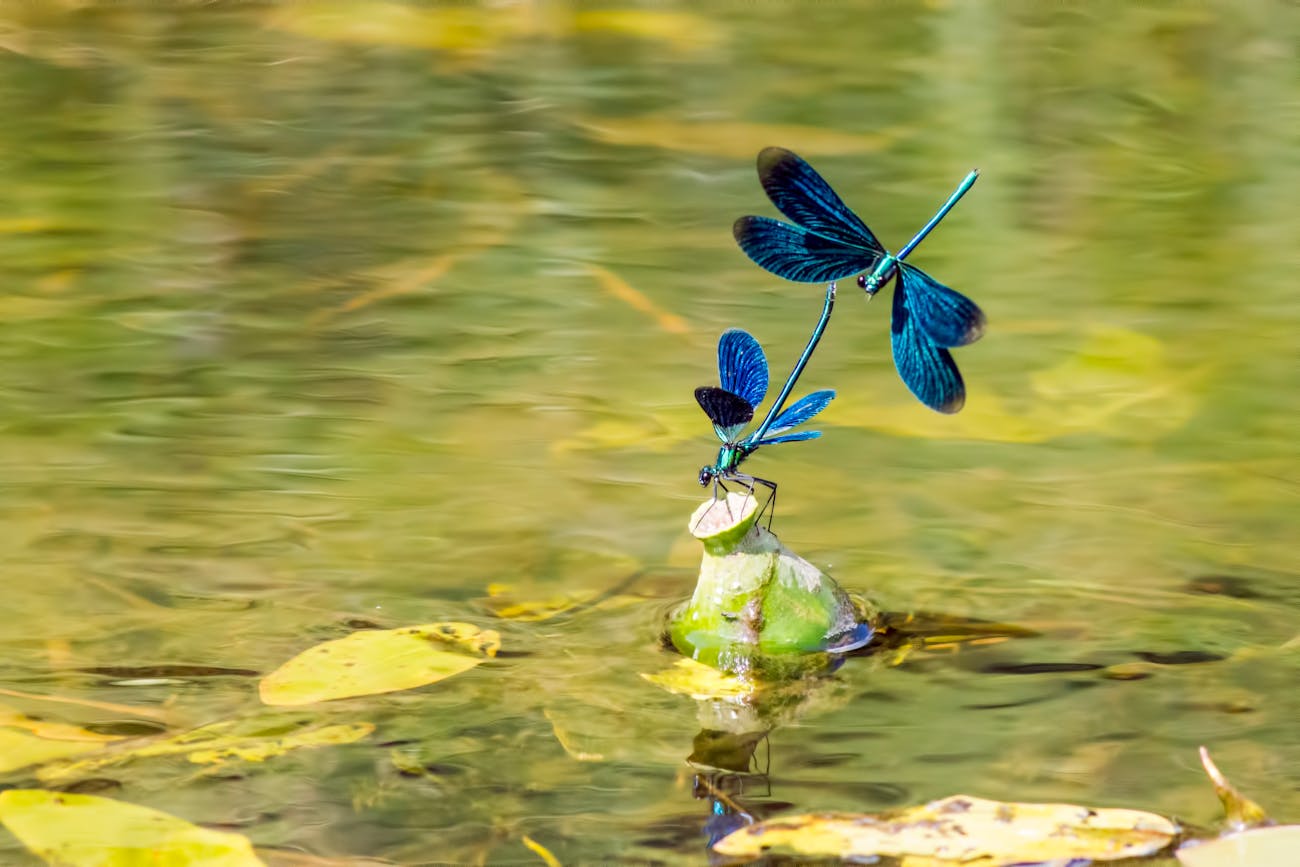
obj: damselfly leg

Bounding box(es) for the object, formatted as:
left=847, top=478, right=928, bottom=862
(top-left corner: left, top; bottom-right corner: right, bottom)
left=690, top=471, right=775, bottom=534
left=691, top=475, right=736, bottom=534
left=723, top=472, right=778, bottom=530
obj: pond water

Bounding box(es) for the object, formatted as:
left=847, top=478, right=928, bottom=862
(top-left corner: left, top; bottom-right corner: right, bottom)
left=0, top=3, right=1296, bottom=864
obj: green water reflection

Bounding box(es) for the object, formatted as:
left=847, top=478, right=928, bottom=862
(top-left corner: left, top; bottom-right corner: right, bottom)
left=0, top=2, right=1296, bottom=864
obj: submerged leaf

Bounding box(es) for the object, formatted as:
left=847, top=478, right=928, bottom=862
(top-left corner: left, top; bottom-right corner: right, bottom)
left=186, top=723, right=372, bottom=765
left=520, top=834, right=563, bottom=867
left=0, top=789, right=264, bottom=866
left=641, top=658, right=755, bottom=701
left=713, top=794, right=1178, bottom=864
left=576, top=116, right=907, bottom=159
left=481, top=583, right=600, bottom=622
left=0, top=705, right=125, bottom=774
left=0, top=687, right=172, bottom=723
left=261, top=853, right=396, bottom=867
left=586, top=264, right=689, bottom=335
left=834, top=327, right=1200, bottom=443
left=0, top=729, right=108, bottom=775
left=269, top=4, right=717, bottom=62
left=311, top=253, right=460, bottom=326
left=36, top=719, right=374, bottom=782
left=0, top=704, right=123, bottom=744
left=549, top=407, right=700, bottom=455
left=259, top=622, right=499, bottom=706
left=573, top=10, right=722, bottom=52
left=267, top=2, right=527, bottom=54
left=542, top=707, right=606, bottom=763
left=1029, top=326, right=1201, bottom=438
left=1198, top=746, right=1271, bottom=830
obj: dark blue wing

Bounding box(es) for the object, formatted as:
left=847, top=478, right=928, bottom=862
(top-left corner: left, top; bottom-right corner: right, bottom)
left=755, top=147, right=884, bottom=252
left=717, top=329, right=768, bottom=410
left=891, top=278, right=966, bottom=414
left=898, top=263, right=986, bottom=348
left=695, top=386, right=753, bottom=442
left=763, top=389, right=835, bottom=437
left=734, top=216, right=881, bottom=283
left=756, top=430, right=822, bottom=446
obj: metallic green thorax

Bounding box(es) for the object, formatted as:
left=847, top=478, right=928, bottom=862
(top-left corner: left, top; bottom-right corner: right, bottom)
left=711, top=443, right=751, bottom=475
left=860, top=168, right=980, bottom=297
left=859, top=254, right=899, bottom=296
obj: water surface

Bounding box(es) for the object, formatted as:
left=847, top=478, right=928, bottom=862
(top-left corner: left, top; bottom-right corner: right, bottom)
left=0, top=3, right=1296, bottom=863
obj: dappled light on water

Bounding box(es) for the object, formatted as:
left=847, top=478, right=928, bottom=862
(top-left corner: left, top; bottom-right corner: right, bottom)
left=0, top=1, right=1295, bottom=864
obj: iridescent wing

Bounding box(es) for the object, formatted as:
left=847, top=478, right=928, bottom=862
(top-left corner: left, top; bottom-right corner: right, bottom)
left=761, top=389, right=835, bottom=438
left=755, top=147, right=884, bottom=252
left=695, top=386, right=754, bottom=443
left=891, top=272, right=966, bottom=413
left=898, top=263, right=986, bottom=348
left=717, top=329, right=768, bottom=410
left=756, top=430, right=822, bottom=446
left=734, top=216, right=880, bottom=283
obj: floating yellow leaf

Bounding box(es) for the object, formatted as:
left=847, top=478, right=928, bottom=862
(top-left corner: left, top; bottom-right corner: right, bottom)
left=259, top=622, right=499, bottom=706
left=36, top=719, right=374, bottom=782
left=641, top=658, right=755, bottom=701
left=0, top=790, right=264, bottom=866
left=713, top=795, right=1178, bottom=864
left=1177, top=826, right=1300, bottom=867
left=576, top=115, right=908, bottom=159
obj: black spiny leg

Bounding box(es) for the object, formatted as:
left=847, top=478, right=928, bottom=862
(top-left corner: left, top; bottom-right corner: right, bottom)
left=724, top=472, right=778, bottom=530
left=751, top=477, right=778, bottom=530
left=691, top=471, right=731, bottom=535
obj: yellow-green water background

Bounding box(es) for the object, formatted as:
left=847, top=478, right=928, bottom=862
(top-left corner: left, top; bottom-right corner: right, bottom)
left=0, top=2, right=1296, bottom=863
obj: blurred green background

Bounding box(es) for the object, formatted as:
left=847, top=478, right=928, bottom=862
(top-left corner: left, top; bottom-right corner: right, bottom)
left=0, top=1, right=1295, bottom=863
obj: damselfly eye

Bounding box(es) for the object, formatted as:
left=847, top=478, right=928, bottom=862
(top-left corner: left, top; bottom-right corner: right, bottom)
left=856, top=274, right=868, bottom=290
left=698, top=467, right=713, bottom=487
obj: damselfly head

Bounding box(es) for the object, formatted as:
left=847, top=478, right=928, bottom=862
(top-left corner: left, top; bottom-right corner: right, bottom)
left=857, top=273, right=880, bottom=297
left=698, top=466, right=715, bottom=487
